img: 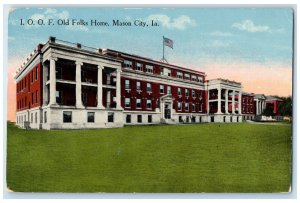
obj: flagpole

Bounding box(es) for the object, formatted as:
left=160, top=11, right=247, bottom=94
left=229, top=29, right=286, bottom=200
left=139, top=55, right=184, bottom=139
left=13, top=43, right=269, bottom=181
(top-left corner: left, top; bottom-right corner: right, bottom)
left=162, top=36, right=165, bottom=62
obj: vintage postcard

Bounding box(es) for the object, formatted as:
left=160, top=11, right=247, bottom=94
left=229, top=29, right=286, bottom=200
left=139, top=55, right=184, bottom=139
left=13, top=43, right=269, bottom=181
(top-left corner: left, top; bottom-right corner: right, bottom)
left=6, top=6, right=293, bottom=193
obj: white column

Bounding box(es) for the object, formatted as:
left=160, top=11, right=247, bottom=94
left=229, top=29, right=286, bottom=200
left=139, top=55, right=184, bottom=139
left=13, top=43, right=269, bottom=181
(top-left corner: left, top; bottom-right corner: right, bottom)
left=238, top=91, right=242, bottom=114
left=116, top=69, right=122, bottom=109
left=232, top=90, right=235, bottom=114
left=161, top=101, right=165, bottom=118
left=217, top=87, right=222, bottom=114
left=49, top=57, right=57, bottom=106
left=207, top=90, right=210, bottom=114
left=43, top=63, right=48, bottom=105
left=76, top=61, right=84, bottom=108
left=97, top=65, right=104, bottom=109
left=258, top=101, right=261, bottom=115
left=225, top=89, right=229, bottom=114
left=207, top=101, right=210, bottom=114
left=107, top=90, right=111, bottom=108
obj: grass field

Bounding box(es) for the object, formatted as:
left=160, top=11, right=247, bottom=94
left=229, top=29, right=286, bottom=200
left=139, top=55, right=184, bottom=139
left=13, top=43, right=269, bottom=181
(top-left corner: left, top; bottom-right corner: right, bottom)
left=6, top=123, right=292, bottom=193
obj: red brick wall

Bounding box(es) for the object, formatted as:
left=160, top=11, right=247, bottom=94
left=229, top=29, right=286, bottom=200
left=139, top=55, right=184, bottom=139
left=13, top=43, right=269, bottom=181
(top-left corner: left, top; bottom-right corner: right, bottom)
left=16, top=62, right=43, bottom=112
left=121, top=76, right=206, bottom=113
left=242, top=95, right=254, bottom=114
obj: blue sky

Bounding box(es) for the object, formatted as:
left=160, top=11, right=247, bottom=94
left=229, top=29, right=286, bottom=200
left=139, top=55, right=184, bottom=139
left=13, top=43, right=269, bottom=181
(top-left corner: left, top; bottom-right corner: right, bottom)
left=8, top=7, right=293, bottom=68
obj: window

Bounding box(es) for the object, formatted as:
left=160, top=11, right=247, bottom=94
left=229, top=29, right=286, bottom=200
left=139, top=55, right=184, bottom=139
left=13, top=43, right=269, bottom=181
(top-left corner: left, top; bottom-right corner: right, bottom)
left=63, top=111, right=72, bottom=123
left=32, top=93, right=34, bottom=105
left=137, top=115, right=142, bottom=123
left=185, top=103, right=189, bottom=111
left=136, top=98, right=141, bottom=108
left=177, top=102, right=182, bottom=111
left=108, top=112, right=114, bottom=122
left=35, top=112, right=37, bottom=123
left=124, top=60, right=133, bottom=68
left=192, top=90, right=195, bottom=97
left=44, top=111, right=47, bottom=123
left=146, top=99, right=152, bottom=109
left=179, top=116, right=183, bottom=123
left=184, top=73, right=190, bottom=80
left=146, top=65, right=153, bottom=73
left=125, top=79, right=130, bottom=89
left=136, top=81, right=141, bottom=90
left=36, top=67, right=38, bottom=80
left=192, top=103, right=195, bottom=112
left=176, top=72, right=183, bottom=79
left=148, top=115, right=152, bottom=123
left=87, top=112, right=95, bottom=123
left=197, top=76, right=203, bottom=83
left=199, top=103, right=203, bottom=112
left=146, top=83, right=152, bottom=92
left=185, top=89, right=189, bottom=97
left=178, top=88, right=181, bottom=96
left=191, top=75, right=197, bottom=82
left=36, top=91, right=38, bottom=103
left=32, top=72, right=34, bottom=83
left=199, top=116, right=202, bottom=123
left=191, top=116, right=196, bottom=123
left=125, top=98, right=131, bottom=108
left=31, top=113, right=33, bottom=123
left=136, top=63, right=143, bottom=71
left=56, top=90, right=62, bottom=104
left=160, top=84, right=164, bottom=94
left=167, top=86, right=171, bottom=94
left=126, top=114, right=131, bottom=123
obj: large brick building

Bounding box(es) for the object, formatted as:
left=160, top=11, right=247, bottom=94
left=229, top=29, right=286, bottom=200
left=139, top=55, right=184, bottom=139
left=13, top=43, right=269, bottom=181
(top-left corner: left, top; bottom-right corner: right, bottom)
left=15, top=37, right=274, bottom=129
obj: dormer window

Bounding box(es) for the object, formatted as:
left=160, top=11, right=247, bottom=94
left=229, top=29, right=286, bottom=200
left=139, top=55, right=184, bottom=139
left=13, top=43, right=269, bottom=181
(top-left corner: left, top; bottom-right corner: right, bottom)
left=123, top=60, right=132, bottom=68
left=146, top=65, right=153, bottom=73
left=197, top=76, right=203, bottom=83
left=136, top=63, right=143, bottom=71
left=191, top=75, right=197, bottom=82
left=184, top=73, right=190, bottom=80
left=176, top=72, right=183, bottom=79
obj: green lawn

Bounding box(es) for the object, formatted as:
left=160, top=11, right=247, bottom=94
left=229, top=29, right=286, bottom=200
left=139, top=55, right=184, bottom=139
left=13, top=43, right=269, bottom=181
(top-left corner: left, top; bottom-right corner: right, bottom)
left=6, top=123, right=292, bottom=193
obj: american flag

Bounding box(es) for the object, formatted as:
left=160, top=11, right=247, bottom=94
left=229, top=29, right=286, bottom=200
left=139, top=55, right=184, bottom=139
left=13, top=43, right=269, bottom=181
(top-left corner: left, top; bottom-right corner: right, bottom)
left=163, top=36, right=173, bottom=49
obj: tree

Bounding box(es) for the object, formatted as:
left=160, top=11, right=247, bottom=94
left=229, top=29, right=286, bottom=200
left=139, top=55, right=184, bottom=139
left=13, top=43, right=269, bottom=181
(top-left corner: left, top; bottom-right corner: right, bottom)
left=278, top=96, right=292, bottom=117
left=262, top=105, right=275, bottom=116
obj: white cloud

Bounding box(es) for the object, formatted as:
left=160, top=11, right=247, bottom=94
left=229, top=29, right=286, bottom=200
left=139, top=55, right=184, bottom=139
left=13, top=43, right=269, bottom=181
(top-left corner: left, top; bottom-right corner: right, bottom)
left=146, top=14, right=196, bottom=30
left=30, top=8, right=70, bottom=21
left=66, top=24, right=89, bottom=32
left=232, top=20, right=270, bottom=33
left=210, top=31, right=233, bottom=37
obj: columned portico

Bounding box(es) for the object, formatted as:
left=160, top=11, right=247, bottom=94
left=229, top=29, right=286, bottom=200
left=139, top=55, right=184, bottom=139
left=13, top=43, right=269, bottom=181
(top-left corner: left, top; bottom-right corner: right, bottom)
left=160, top=95, right=173, bottom=121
